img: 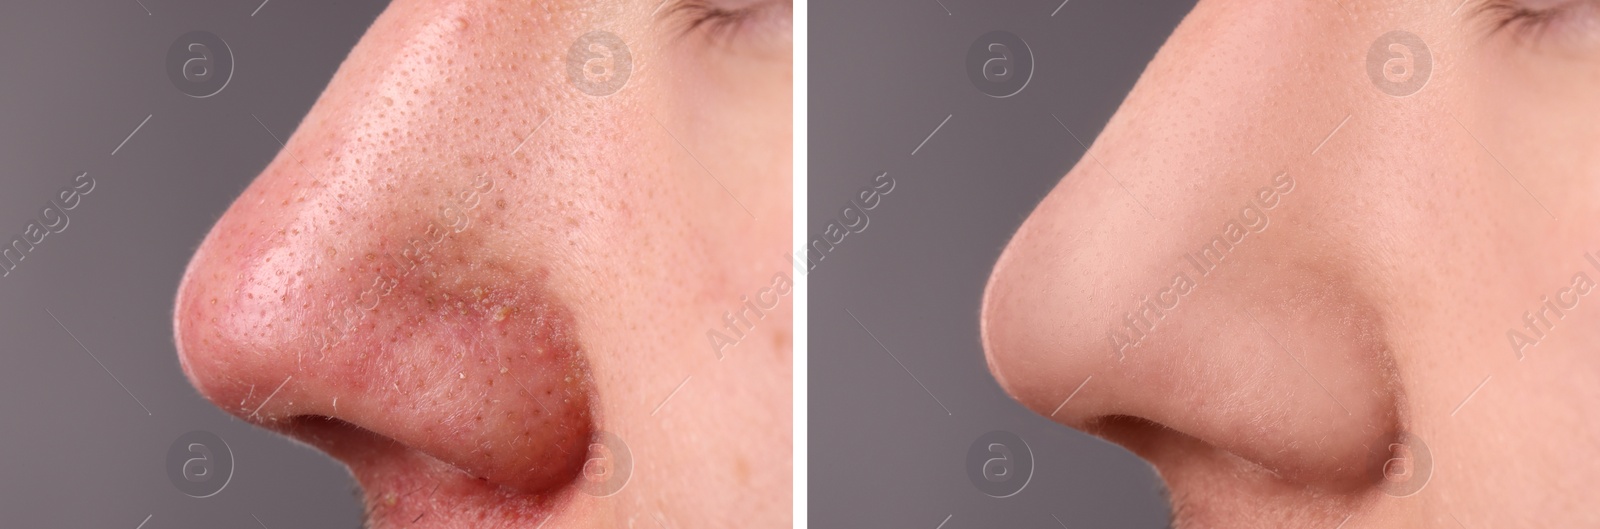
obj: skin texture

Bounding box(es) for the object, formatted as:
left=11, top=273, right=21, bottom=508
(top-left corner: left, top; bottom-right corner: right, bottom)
left=981, top=0, right=1600, bottom=527
left=172, top=0, right=792, bottom=528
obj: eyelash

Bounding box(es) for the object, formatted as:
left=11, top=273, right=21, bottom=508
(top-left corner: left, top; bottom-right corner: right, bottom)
left=663, top=0, right=777, bottom=43
left=1479, top=0, right=1580, bottom=41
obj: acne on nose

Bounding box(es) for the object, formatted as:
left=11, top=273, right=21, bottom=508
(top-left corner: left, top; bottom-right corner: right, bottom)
left=164, top=0, right=612, bottom=495
left=174, top=189, right=597, bottom=492
left=174, top=39, right=599, bottom=491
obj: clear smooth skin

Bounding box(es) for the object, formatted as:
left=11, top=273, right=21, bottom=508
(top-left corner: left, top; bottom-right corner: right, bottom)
left=172, top=0, right=791, bottom=528
left=981, top=0, right=1600, bottom=527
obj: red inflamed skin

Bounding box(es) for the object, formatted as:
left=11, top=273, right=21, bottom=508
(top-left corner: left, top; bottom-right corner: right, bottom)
left=173, top=0, right=793, bottom=528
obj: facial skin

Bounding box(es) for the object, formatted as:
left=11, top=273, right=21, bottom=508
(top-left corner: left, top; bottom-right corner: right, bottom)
left=981, top=0, right=1600, bottom=527
left=172, top=1, right=791, bottom=528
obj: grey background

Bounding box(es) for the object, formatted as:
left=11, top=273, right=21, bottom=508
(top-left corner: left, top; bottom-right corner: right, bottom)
left=0, top=1, right=386, bottom=527
left=809, top=0, right=1197, bottom=527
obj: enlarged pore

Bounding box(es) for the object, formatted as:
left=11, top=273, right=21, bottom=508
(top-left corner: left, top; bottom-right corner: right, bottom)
left=343, top=266, right=599, bottom=494
left=177, top=235, right=599, bottom=494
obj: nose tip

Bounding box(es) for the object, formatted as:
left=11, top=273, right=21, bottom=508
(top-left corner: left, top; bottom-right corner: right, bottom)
left=173, top=162, right=594, bottom=494
left=981, top=168, right=1402, bottom=491
left=979, top=214, right=1029, bottom=395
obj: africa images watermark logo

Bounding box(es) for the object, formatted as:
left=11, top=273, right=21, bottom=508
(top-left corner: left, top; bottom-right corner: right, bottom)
left=1366, top=30, right=1431, bottom=98
left=1106, top=172, right=1296, bottom=359
left=966, top=430, right=1034, bottom=498
left=1, top=172, right=96, bottom=279
left=705, top=171, right=896, bottom=359
left=166, top=430, right=235, bottom=498
left=1367, top=430, right=1432, bottom=497
left=967, top=31, right=1034, bottom=98
left=167, top=31, right=234, bottom=98
left=566, top=30, right=632, bottom=97
left=1503, top=252, right=1600, bottom=360
left=576, top=430, right=633, bottom=497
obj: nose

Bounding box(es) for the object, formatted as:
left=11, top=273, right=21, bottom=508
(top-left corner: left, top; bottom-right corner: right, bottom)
left=172, top=1, right=593, bottom=494
left=980, top=1, right=1404, bottom=494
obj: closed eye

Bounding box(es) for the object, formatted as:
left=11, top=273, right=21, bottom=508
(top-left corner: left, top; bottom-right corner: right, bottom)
left=1473, top=0, right=1593, bottom=43
left=658, top=0, right=790, bottom=45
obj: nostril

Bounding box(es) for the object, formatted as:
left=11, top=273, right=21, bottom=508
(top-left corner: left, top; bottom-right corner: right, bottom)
left=282, top=414, right=383, bottom=441
left=1083, top=415, right=1215, bottom=473
left=1086, top=413, right=1378, bottom=493
left=279, top=414, right=379, bottom=452
left=248, top=363, right=595, bottom=495
left=281, top=411, right=592, bottom=495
